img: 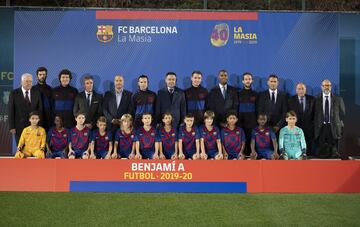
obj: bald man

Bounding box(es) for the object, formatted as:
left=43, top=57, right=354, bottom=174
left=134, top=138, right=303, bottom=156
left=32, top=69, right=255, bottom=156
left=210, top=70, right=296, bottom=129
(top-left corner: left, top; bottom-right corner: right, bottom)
left=288, top=83, right=315, bottom=156
left=314, top=79, right=345, bottom=159
left=103, top=75, right=134, bottom=133
left=8, top=73, right=43, bottom=144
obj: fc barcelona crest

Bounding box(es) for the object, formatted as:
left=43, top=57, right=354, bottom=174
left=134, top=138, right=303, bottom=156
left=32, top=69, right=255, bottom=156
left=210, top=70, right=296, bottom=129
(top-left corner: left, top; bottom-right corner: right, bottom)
left=97, top=25, right=114, bottom=43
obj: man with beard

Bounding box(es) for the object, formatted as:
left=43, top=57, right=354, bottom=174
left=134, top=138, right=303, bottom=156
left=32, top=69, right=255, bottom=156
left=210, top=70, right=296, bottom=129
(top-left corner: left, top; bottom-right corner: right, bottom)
left=33, top=67, right=52, bottom=131
left=314, top=79, right=345, bottom=159
left=238, top=72, right=257, bottom=156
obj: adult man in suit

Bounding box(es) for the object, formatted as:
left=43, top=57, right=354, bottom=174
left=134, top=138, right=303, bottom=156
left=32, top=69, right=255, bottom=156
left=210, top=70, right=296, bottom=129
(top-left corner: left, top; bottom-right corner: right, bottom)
left=103, top=75, right=133, bottom=133
left=73, top=75, right=103, bottom=129
left=288, top=82, right=315, bottom=156
left=257, top=74, right=288, bottom=134
left=8, top=73, right=43, bottom=144
left=314, top=79, right=345, bottom=159
left=206, top=70, right=238, bottom=126
left=156, top=72, right=186, bottom=128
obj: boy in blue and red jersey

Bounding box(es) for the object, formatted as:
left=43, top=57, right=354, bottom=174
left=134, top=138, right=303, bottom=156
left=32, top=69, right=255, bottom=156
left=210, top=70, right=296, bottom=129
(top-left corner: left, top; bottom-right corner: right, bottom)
left=178, top=113, right=200, bottom=160
left=46, top=114, right=69, bottom=158
left=134, top=113, right=158, bottom=159
left=156, top=112, right=178, bottom=160
left=199, top=110, right=223, bottom=160
left=90, top=116, right=113, bottom=159
left=113, top=114, right=135, bottom=159
left=68, top=112, right=91, bottom=159
left=221, top=111, right=246, bottom=160
left=250, top=113, right=279, bottom=160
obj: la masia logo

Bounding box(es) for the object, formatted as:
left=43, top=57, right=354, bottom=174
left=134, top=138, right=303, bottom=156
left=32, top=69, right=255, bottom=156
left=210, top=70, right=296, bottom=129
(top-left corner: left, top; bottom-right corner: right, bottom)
left=97, top=25, right=114, bottom=43
left=210, top=23, right=229, bottom=47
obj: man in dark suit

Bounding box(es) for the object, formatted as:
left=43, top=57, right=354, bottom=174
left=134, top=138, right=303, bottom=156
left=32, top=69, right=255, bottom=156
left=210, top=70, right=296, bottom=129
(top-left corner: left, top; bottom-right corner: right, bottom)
left=8, top=73, right=43, bottom=144
left=288, top=82, right=315, bottom=155
left=257, top=74, right=287, bottom=134
left=103, top=75, right=133, bottom=133
left=314, top=79, right=345, bottom=159
left=206, top=70, right=238, bottom=126
left=73, top=75, right=103, bottom=129
left=156, top=72, right=186, bottom=128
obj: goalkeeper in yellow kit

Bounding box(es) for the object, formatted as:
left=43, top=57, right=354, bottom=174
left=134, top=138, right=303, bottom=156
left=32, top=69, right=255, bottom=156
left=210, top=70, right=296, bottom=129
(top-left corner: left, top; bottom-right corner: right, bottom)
left=15, top=111, right=46, bottom=159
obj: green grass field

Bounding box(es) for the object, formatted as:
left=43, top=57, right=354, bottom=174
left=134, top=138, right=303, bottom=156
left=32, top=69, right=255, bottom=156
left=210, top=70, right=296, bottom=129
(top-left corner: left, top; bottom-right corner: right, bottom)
left=1, top=193, right=360, bottom=226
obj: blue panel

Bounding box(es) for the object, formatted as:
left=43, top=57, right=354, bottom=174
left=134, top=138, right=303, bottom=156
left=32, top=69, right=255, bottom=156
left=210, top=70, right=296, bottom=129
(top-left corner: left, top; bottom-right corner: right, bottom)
left=70, top=181, right=247, bottom=193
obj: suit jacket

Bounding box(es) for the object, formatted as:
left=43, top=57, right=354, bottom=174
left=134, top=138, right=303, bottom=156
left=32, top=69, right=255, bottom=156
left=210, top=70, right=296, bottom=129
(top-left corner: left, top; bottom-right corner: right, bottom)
left=314, top=94, right=345, bottom=140
left=257, top=90, right=288, bottom=128
left=103, top=89, right=133, bottom=129
left=206, top=84, right=238, bottom=125
left=156, top=87, right=186, bottom=128
left=8, top=87, right=43, bottom=143
left=288, top=95, right=315, bottom=138
left=73, top=91, right=103, bottom=127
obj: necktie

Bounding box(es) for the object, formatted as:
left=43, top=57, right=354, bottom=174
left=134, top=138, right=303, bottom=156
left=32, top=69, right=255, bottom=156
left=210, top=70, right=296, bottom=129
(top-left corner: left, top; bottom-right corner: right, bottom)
left=169, top=88, right=174, bottom=103
left=221, top=86, right=226, bottom=99
left=324, top=96, right=330, bottom=123
left=271, top=91, right=275, bottom=104
left=87, top=93, right=91, bottom=107
left=300, top=97, right=304, bottom=112
left=25, top=90, right=31, bottom=106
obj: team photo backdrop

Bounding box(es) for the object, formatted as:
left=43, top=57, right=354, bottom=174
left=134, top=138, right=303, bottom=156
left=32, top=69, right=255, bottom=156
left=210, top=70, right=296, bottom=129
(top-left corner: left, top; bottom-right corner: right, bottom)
left=13, top=10, right=339, bottom=93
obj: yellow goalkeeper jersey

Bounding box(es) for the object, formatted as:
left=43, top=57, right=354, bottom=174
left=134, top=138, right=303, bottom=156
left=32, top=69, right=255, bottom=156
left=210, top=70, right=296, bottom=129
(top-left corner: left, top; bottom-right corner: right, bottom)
left=18, top=126, right=46, bottom=153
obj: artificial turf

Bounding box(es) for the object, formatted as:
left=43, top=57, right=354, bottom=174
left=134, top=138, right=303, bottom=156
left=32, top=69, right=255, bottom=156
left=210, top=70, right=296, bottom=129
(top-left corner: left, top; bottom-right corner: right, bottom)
left=1, top=193, right=359, bottom=226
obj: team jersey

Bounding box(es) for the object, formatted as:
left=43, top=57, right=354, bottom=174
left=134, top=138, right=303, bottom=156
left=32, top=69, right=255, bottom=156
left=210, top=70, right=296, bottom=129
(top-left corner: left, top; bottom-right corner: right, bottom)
left=156, top=126, right=177, bottom=159
left=91, top=129, right=112, bottom=152
left=251, top=127, right=276, bottom=152
left=134, top=126, right=157, bottom=152
left=70, top=126, right=91, bottom=152
left=279, top=126, right=306, bottom=159
left=221, top=127, right=246, bottom=154
left=178, top=126, right=200, bottom=154
left=18, top=126, right=46, bottom=153
left=47, top=127, right=69, bottom=153
left=199, top=125, right=220, bottom=153
left=115, top=129, right=135, bottom=158
left=185, top=85, right=208, bottom=125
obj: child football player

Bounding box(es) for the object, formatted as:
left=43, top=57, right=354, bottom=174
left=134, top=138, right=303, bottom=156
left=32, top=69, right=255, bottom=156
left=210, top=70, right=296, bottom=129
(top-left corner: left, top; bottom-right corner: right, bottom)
left=68, top=112, right=91, bottom=159
left=156, top=112, right=178, bottom=160
left=134, top=113, right=159, bottom=159
left=178, top=113, right=200, bottom=160
left=250, top=113, right=279, bottom=160
left=15, top=111, right=46, bottom=159
left=221, top=111, right=246, bottom=160
left=199, top=111, right=223, bottom=160
left=113, top=114, right=135, bottom=159
left=90, top=116, right=112, bottom=159
left=46, top=114, right=69, bottom=159
left=279, top=111, right=307, bottom=160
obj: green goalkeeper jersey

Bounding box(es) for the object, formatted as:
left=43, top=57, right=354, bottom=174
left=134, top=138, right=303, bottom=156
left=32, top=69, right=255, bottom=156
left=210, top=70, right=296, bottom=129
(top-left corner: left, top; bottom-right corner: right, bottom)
left=279, top=126, right=306, bottom=159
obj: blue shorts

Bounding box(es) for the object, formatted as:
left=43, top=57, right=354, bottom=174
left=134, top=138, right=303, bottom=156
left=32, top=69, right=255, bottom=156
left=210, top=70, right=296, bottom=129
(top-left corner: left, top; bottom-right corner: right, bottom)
left=96, top=150, right=108, bottom=159
left=140, top=149, right=155, bottom=159
left=206, top=149, right=218, bottom=159
left=184, top=150, right=195, bottom=159
left=73, top=150, right=87, bottom=159
left=118, top=150, right=132, bottom=159
left=257, top=150, right=273, bottom=160
left=163, top=150, right=175, bottom=159
left=227, top=152, right=240, bottom=160
left=47, top=150, right=65, bottom=159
